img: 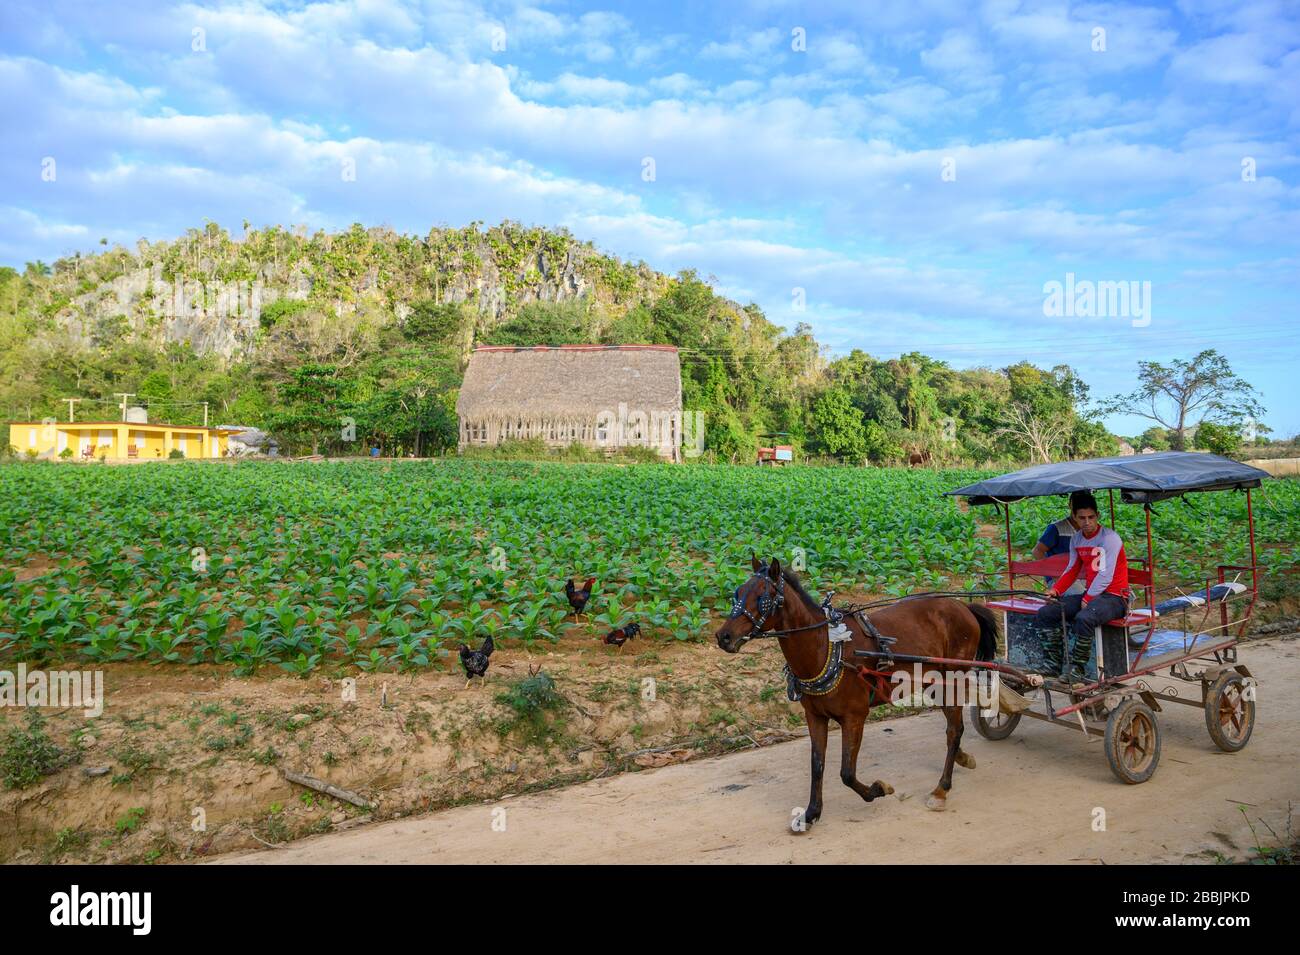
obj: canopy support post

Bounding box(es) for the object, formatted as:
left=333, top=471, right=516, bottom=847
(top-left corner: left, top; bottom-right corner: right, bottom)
left=1128, top=503, right=1159, bottom=672
left=1004, top=502, right=1014, bottom=592
left=1240, top=487, right=1259, bottom=636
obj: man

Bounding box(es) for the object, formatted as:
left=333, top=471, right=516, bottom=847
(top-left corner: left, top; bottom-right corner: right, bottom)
left=1031, top=491, right=1089, bottom=595
left=1033, top=491, right=1129, bottom=682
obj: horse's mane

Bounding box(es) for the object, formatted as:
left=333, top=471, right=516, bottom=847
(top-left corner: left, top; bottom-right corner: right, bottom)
left=779, top=566, right=821, bottom=612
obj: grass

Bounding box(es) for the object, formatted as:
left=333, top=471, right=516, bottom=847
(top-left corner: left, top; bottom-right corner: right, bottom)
left=114, top=807, right=147, bottom=835
left=1, top=713, right=74, bottom=789
left=494, top=670, right=567, bottom=747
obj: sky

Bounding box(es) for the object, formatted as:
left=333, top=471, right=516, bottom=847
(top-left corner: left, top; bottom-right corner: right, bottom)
left=1, top=0, right=1297, bottom=438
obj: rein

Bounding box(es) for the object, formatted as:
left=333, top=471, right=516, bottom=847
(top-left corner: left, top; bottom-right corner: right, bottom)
left=729, top=578, right=1051, bottom=704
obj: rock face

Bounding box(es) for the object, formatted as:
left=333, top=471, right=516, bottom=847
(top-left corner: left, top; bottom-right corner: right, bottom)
left=223, top=427, right=278, bottom=457
left=53, top=224, right=662, bottom=360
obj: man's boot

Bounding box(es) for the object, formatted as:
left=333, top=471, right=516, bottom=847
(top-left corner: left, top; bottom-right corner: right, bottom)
left=1062, top=632, right=1093, bottom=686
left=1040, top=632, right=1067, bottom=677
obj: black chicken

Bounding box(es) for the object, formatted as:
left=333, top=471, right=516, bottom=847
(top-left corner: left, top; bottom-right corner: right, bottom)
left=565, top=576, right=597, bottom=618
left=601, top=622, right=640, bottom=651
left=458, top=635, right=494, bottom=688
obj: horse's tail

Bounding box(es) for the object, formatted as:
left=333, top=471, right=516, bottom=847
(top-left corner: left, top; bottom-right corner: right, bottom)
left=967, top=602, right=1000, bottom=662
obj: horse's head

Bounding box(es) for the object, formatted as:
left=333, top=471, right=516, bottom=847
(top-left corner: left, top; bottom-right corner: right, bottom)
left=715, top=554, right=785, bottom=653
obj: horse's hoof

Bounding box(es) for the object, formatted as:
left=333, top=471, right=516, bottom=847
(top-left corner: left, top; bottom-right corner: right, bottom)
left=791, top=810, right=818, bottom=833
left=924, top=794, right=947, bottom=812
left=955, top=752, right=976, bottom=770
left=874, top=780, right=894, bottom=795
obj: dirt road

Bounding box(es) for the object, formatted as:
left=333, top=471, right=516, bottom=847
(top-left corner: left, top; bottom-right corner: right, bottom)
left=220, top=636, right=1299, bottom=864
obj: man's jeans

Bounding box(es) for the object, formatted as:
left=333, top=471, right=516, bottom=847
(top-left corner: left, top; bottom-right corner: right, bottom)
left=1034, top=593, right=1128, bottom=667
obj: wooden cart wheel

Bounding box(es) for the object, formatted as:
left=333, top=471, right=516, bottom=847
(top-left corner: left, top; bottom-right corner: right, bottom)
left=1104, top=699, right=1160, bottom=784
left=1204, top=671, right=1255, bottom=753
left=970, top=704, right=1021, bottom=741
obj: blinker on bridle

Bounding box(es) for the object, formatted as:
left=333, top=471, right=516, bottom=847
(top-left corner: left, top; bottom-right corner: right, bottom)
left=729, top=571, right=786, bottom=640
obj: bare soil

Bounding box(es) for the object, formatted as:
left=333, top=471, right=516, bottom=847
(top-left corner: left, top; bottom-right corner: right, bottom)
left=4, top=619, right=1296, bottom=864
left=0, top=634, right=850, bottom=863
left=218, top=635, right=1300, bottom=865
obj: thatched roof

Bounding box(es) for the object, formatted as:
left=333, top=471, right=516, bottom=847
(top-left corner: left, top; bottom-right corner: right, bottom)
left=456, top=345, right=682, bottom=422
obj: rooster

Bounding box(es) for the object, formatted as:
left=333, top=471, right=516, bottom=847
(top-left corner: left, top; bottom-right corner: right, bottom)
left=458, top=635, right=494, bottom=688
left=601, top=622, right=640, bottom=651
left=565, top=576, right=597, bottom=618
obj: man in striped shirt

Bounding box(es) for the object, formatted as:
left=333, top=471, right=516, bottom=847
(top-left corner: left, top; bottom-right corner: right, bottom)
left=1033, top=491, right=1129, bottom=681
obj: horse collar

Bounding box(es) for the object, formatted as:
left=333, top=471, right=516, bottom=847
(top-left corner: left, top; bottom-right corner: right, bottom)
left=785, top=639, right=845, bottom=702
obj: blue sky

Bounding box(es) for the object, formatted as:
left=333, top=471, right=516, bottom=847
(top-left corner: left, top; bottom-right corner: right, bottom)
left=2, top=0, right=1297, bottom=438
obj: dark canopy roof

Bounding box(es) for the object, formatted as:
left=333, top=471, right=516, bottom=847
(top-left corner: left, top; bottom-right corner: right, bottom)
left=947, top=451, right=1269, bottom=505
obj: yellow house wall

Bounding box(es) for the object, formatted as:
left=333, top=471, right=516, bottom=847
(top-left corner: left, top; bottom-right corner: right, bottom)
left=7, top=423, right=226, bottom=459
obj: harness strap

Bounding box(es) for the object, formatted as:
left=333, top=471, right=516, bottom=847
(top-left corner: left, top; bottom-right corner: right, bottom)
left=850, top=663, right=896, bottom=709
left=856, top=610, right=896, bottom=665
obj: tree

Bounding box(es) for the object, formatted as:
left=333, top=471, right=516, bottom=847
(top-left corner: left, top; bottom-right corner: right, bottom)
left=1136, top=426, right=1170, bottom=452
left=1193, top=421, right=1243, bottom=457
left=811, top=387, right=867, bottom=460
left=269, top=364, right=349, bottom=455
left=479, top=299, right=591, bottom=346
left=1103, top=349, right=1263, bottom=451
left=994, top=402, right=1072, bottom=463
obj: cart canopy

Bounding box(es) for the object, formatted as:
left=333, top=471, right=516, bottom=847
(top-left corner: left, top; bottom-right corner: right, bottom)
left=947, top=451, right=1269, bottom=505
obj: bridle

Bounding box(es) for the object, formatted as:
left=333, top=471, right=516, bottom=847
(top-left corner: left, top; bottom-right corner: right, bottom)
left=727, top=570, right=877, bottom=702
left=727, top=571, right=844, bottom=643
left=728, top=571, right=787, bottom=641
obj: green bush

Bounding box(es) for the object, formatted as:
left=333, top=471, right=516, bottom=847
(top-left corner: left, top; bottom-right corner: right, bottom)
left=1194, top=422, right=1243, bottom=457
left=494, top=671, right=566, bottom=746
left=612, top=443, right=665, bottom=464
left=459, top=437, right=666, bottom=464
left=58, top=447, right=74, bottom=459
left=1, top=713, right=73, bottom=789
left=168, top=448, right=185, bottom=459
left=258, top=297, right=310, bottom=331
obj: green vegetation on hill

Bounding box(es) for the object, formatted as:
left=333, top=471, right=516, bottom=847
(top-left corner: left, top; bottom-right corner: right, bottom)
left=0, top=220, right=1270, bottom=462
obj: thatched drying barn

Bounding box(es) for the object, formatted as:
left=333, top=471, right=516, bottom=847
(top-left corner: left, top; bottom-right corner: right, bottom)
left=456, top=345, right=683, bottom=461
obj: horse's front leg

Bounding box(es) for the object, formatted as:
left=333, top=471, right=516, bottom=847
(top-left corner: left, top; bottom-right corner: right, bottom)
left=800, top=707, right=829, bottom=830
left=839, top=713, right=894, bottom=802
left=926, top=705, right=970, bottom=811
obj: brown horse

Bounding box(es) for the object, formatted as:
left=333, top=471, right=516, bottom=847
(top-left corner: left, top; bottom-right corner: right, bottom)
left=715, top=556, right=999, bottom=827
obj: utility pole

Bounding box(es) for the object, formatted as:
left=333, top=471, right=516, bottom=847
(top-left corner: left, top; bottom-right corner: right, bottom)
left=113, top=393, right=135, bottom=422
left=203, top=402, right=209, bottom=427
left=61, top=398, right=81, bottom=422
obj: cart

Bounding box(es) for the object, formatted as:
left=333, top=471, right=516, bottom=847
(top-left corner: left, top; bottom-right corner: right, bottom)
left=944, top=451, right=1269, bottom=784
left=756, top=433, right=794, bottom=467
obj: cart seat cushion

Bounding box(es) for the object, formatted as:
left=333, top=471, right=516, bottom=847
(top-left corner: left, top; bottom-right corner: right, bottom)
left=987, top=596, right=1047, bottom=614
left=989, top=595, right=1155, bottom=629
left=1153, top=582, right=1247, bottom=615
left=1128, top=628, right=1226, bottom=662
left=1107, top=609, right=1158, bottom=627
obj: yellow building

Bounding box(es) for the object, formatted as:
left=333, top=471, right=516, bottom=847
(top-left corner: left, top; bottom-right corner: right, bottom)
left=8, top=420, right=239, bottom=460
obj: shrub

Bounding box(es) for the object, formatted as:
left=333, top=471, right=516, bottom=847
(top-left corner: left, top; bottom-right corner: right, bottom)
left=1, top=713, right=74, bottom=789
left=58, top=447, right=74, bottom=459
left=168, top=448, right=185, bottom=459
left=494, top=671, right=566, bottom=746
left=258, top=297, right=310, bottom=331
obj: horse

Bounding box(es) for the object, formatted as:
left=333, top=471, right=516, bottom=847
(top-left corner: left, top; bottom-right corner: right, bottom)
left=715, top=556, right=999, bottom=827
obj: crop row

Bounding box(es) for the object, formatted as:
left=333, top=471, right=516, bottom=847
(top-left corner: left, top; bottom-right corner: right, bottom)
left=1, top=460, right=1295, bottom=674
